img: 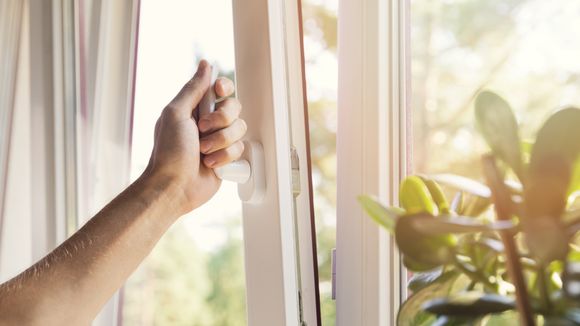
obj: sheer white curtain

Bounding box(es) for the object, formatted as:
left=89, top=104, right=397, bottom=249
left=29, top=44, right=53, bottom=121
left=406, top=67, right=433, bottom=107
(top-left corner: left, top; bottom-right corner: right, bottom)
left=0, top=0, right=24, bottom=267
left=0, top=0, right=23, bottom=281
left=0, top=1, right=140, bottom=325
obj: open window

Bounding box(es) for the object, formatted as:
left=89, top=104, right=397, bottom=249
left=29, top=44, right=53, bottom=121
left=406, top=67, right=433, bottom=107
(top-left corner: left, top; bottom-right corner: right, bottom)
left=1, top=0, right=322, bottom=325
left=124, top=0, right=322, bottom=325
left=336, top=0, right=580, bottom=324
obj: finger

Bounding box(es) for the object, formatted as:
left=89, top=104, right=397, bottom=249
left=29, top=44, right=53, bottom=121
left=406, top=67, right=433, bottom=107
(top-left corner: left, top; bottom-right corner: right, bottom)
left=204, top=141, right=245, bottom=168
left=199, top=119, right=247, bottom=154
left=198, top=98, right=242, bottom=133
left=215, top=77, right=235, bottom=98
left=167, top=60, right=211, bottom=119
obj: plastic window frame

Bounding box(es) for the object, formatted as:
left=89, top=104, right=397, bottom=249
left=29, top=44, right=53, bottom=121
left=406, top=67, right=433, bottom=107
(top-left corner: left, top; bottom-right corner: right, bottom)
left=232, top=0, right=320, bottom=325
left=336, top=0, right=409, bottom=324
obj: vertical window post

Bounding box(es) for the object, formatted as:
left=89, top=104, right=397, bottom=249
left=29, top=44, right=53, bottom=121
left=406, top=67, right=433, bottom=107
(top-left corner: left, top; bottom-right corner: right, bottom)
left=233, top=0, right=320, bottom=324
left=336, top=0, right=408, bottom=324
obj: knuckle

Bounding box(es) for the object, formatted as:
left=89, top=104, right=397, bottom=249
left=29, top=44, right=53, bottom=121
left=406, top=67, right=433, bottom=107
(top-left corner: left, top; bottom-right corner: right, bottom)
left=238, top=119, right=248, bottom=133
left=231, top=98, right=242, bottom=113
left=216, top=109, right=233, bottom=125
left=162, top=106, right=179, bottom=119
left=216, top=130, right=229, bottom=144
left=227, top=142, right=243, bottom=159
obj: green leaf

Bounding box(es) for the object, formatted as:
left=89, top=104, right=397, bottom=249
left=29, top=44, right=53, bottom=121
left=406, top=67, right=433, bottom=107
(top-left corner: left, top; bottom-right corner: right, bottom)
left=421, top=176, right=451, bottom=214
left=474, top=91, right=523, bottom=180
left=565, top=309, right=580, bottom=324
left=357, top=195, right=403, bottom=233
left=398, top=270, right=465, bottom=326
left=526, top=108, right=580, bottom=219
left=523, top=109, right=580, bottom=262
left=450, top=192, right=464, bottom=214
left=432, top=174, right=491, bottom=199
left=482, top=311, right=523, bottom=325
left=565, top=209, right=580, bottom=235
left=432, top=315, right=483, bottom=326
left=396, top=214, right=456, bottom=268
left=400, top=176, right=436, bottom=215
left=408, top=268, right=444, bottom=293
left=423, top=292, right=515, bottom=316
left=521, top=140, right=534, bottom=156
left=563, top=261, right=580, bottom=299
left=569, top=162, right=580, bottom=195
left=543, top=316, right=578, bottom=326
left=408, top=214, right=517, bottom=235
left=461, top=196, right=492, bottom=218
left=404, top=255, right=443, bottom=272
left=523, top=217, right=569, bottom=263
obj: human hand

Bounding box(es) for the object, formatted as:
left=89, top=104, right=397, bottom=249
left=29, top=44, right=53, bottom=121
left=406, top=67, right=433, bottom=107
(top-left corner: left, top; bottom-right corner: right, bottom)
left=144, top=60, right=246, bottom=215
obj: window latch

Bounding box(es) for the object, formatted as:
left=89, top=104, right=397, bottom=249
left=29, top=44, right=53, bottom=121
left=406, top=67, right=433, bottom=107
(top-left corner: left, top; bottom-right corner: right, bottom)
left=199, top=65, right=266, bottom=203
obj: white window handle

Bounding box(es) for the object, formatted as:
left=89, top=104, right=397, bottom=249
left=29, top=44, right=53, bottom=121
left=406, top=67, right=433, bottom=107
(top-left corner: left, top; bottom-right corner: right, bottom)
left=199, top=65, right=266, bottom=203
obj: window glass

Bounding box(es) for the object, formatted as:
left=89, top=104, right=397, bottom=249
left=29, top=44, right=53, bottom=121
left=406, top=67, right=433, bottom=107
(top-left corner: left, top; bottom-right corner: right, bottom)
left=122, top=1, right=246, bottom=325
left=301, top=0, right=338, bottom=324
left=411, top=0, right=580, bottom=177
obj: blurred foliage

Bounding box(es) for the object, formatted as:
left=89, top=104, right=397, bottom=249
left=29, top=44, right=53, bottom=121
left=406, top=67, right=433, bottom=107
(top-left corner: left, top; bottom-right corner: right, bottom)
left=302, top=1, right=338, bottom=325
left=302, top=3, right=337, bottom=50
left=123, top=222, right=246, bottom=326
left=412, top=0, right=580, bottom=178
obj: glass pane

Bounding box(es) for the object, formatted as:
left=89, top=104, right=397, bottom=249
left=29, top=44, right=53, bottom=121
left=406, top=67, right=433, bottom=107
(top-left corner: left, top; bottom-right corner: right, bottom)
left=411, top=0, right=580, bottom=179
left=122, top=1, right=246, bottom=325
left=301, top=1, right=338, bottom=325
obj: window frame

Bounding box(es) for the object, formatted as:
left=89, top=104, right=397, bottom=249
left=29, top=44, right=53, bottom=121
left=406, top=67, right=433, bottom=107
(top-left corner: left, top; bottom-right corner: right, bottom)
left=336, top=0, right=409, bottom=324
left=232, top=0, right=321, bottom=325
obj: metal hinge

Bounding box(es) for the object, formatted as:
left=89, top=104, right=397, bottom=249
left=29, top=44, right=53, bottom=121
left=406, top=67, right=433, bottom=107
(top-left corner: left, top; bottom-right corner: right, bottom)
left=298, top=290, right=307, bottom=326
left=331, top=248, right=336, bottom=300
left=291, top=147, right=301, bottom=196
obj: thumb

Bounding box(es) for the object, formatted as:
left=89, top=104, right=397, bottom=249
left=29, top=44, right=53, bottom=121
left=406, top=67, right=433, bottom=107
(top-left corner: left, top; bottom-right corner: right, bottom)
left=167, top=60, right=211, bottom=119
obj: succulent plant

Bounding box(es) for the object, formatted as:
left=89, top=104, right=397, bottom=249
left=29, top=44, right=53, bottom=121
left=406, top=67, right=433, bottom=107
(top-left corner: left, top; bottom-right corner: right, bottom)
left=360, top=91, right=580, bottom=325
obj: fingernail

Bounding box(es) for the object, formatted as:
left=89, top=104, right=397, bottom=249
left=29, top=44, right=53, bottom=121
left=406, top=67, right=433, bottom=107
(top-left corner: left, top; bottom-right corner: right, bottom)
left=205, top=157, right=215, bottom=167
left=200, top=141, right=212, bottom=153
left=198, top=119, right=211, bottom=132
left=217, top=79, right=233, bottom=95
left=195, top=60, right=209, bottom=76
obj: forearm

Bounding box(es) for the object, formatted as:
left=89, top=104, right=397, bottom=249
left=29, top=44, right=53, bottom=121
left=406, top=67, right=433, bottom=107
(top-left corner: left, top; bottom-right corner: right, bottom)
left=0, top=173, right=184, bottom=325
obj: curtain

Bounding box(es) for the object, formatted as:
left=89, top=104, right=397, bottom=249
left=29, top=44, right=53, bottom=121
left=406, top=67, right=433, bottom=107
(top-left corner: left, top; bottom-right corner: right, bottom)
left=0, top=0, right=24, bottom=270
left=0, top=0, right=24, bottom=243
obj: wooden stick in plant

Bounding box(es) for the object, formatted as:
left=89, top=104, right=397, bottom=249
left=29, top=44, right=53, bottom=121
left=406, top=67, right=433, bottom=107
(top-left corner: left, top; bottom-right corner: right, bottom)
left=481, top=154, right=535, bottom=326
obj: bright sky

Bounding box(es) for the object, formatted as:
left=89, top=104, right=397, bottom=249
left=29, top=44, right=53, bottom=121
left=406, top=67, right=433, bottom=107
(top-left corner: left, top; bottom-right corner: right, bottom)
left=131, top=0, right=240, bottom=252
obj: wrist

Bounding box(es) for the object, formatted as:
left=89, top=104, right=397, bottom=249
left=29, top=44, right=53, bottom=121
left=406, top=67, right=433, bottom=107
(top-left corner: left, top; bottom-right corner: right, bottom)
left=136, top=170, right=192, bottom=219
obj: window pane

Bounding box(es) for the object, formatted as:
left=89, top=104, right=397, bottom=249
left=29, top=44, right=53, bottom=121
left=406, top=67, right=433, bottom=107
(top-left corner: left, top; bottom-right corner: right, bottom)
left=411, top=0, right=580, bottom=178
left=122, top=1, right=246, bottom=325
left=301, top=0, right=338, bottom=324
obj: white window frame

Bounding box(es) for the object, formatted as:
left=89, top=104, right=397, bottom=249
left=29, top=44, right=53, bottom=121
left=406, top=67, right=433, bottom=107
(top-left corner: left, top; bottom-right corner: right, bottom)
left=336, top=0, right=409, bottom=325
left=233, top=0, right=320, bottom=325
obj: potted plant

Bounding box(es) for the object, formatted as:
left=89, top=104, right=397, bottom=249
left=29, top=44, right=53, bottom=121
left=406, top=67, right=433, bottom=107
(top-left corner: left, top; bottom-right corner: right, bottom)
left=360, top=91, right=580, bottom=325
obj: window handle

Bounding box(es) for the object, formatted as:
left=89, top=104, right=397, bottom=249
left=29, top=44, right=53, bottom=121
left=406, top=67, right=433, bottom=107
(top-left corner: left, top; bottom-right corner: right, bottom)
left=199, top=65, right=266, bottom=203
